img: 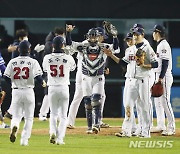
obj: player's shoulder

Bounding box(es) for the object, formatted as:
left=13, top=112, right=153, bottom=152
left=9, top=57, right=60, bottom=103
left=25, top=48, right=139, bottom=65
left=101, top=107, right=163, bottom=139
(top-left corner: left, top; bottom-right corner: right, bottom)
left=128, top=45, right=136, bottom=51
left=143, top=38, right=150, bottom=45
left=64, top=54, right=74, bottom=60
left=159, top=39, right=170, bottom=47
left=44, top=54, right=51, bottom=59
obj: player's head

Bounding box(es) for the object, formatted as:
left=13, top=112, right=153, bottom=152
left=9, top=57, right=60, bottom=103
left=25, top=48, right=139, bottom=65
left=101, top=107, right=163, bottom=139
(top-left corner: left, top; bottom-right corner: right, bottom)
left=132, top=27, right=144, bottom=44
left=18, top=40, right=31, bottom=55
left=16, top=29, right=28, bottom=41
left=151, top=24, right=166, bottom=40
left=86, top=28, right=100, bottom=46
left=124, top=32, right=134, bottom=47
left=52, top=36, right=65, bottom=52
left=95, top=27, right=108, bottom=42
left=130, top=23, right=144, bottom=31
left=54, top=27, right=65, bottom=37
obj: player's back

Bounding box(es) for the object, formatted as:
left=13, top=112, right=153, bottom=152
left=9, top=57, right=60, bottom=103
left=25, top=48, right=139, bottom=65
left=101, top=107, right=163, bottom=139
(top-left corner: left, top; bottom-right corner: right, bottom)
left=43, top=53, right=76, bottom=86
left=4, top=56, right=42, bottom=89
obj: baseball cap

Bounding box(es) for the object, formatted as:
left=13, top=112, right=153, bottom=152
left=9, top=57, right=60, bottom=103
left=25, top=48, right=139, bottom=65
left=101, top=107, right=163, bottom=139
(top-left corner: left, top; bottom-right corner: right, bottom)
left=95, top=27, right=108, bottom=39
left=53, top=36, right=65, bottom=50
left=124, top=32, right=133, bottom=41
left=151, top=24, right=165, bottom=33
left=132, top=27, right=144, bottom=35
left=19, top=40, right=31, bottom=52
left=130, top=23, right=144, bottom=31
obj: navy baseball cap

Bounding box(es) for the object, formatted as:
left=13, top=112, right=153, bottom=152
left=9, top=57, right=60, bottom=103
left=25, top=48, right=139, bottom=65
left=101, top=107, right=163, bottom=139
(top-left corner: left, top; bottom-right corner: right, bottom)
left=95, top=27, right=108, bottom=39
left=53, top=36, right=65, bottom=50
left=132, top=27, right=144, bottom=35
left=151, top=24, right=165, bottom=33
left=19, top=40, right=31, bottom=52
left=130, top=23, right=144, bottom=31
left=124, top=32, right=133, bottom=41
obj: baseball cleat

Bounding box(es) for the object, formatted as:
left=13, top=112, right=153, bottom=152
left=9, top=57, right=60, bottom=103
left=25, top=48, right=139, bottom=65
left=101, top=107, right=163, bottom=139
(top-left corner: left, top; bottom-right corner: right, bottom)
left=56, top=139, right=65, bottom=145
left=50, top=134, right=56, bottom=144
left=100, top=122, right=110, bottom=128
left=20, top=138, right=29, bottom=146
left=10, top=126, right=18, bottom=143
left=161, top=130, right=175, bottom=136
left=67, top=124, right=75, bottom=129
left=115, top=132, right=131, bottom=138
left=92, top=126, right=100, bottom=134
left=150, top=127, right=164, bottom=133
left=0, top=122, right=10, bottom=129
left=39, top=116, right=47, bottom=121
left=139, top=135, right=151, bottom=138
left=86, top=129, right=93, bottom=134
left=4, top=111, right=12, bottom=119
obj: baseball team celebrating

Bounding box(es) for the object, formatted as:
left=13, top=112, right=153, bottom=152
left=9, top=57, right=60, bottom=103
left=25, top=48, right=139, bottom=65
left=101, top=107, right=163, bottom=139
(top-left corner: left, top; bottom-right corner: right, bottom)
left=0, top=21, right=175, bottom=146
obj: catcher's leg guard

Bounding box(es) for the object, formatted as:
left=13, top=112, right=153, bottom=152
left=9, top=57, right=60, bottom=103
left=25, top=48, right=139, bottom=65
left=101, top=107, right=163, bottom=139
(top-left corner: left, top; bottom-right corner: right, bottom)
left=91, top=94, right=101, bottom=126
left=84, top=96, right=92, bottom=130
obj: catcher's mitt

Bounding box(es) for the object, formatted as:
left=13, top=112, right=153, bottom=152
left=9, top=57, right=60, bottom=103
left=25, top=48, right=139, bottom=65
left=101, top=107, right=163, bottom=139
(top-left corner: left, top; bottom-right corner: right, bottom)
left=0, top=91, right=6, bottom=105
left=151, top=81, right=164, bottom=97
left=135, top=49, right=146, bottom=66
left=103, top=21, right=118, bottom=36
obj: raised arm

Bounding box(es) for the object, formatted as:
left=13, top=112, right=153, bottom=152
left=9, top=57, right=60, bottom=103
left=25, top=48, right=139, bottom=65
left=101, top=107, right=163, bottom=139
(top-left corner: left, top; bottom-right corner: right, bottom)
left=103, top=48, right=120, bottom=63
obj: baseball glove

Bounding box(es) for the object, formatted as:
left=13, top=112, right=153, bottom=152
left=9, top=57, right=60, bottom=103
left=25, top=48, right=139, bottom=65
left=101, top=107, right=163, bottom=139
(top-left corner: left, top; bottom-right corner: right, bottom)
left=135, top=49, right=146, bottom=66
left=151, top=81, right=164, bottom=97
left=103, top=21, right=118, bottom=36
left=0, top=91, right=6, bottom=105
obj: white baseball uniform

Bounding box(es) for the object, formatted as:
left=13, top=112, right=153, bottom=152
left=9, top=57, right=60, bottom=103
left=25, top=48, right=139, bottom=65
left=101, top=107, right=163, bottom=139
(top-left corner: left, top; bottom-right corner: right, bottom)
left=153, top=39, right=175, bottom=132
left=4, top=56, right=43, bottom=143
left=43, top=52, right=76, bottom=141
left=67, top=40, right=120, bottom=127
left=122, top=41, right=156, bottom=137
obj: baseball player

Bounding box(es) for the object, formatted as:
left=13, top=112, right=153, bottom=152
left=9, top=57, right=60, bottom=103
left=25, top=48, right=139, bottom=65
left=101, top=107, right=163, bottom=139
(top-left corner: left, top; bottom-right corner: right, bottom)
left=151, top=24, right=175, bottom=136
left=39, top=27, right=65, bottom=121
left=66, top=26, right=117, bottom=134
left=112, top=32, right=137, bottom=137
left=43, top=36, right=76, bottom=145
left=104, top=27, right=158, bottom=138
left=67, top=26, right=120, bottom=129
left=4, top=40, right=46, bottom=146
left=130, top=24, right=155, bottom=136
left=4, top=29, right=44, bottom=119
left=0, top=52, right=10, bottom=129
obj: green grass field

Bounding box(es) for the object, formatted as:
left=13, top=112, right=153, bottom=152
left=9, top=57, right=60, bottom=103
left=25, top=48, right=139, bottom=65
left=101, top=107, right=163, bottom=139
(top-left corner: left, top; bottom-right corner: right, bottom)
left=0, top=118, right=180, bottom=154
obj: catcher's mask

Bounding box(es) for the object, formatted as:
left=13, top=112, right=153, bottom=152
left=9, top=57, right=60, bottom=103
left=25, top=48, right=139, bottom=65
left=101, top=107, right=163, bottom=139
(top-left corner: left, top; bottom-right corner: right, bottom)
left=86, top=28, right=100, bottom=46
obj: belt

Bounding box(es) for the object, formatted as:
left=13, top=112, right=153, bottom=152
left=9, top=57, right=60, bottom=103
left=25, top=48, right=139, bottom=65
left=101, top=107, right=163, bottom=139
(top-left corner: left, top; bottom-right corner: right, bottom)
left=13, top=87, right=31, bottom=89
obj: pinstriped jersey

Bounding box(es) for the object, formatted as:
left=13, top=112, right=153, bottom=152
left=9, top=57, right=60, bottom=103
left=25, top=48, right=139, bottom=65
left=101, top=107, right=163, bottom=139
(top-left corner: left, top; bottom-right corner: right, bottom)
left=4, top=56, right=43, bottom=88
left=123, top=41, right=157, bottom=79
left=43, top=53, right=76, bottom=86
left=135, top=42, right=157, bottom=78
left=154, top=39, right=172, bottom=76
left=123, top=45, right=137, bottom=78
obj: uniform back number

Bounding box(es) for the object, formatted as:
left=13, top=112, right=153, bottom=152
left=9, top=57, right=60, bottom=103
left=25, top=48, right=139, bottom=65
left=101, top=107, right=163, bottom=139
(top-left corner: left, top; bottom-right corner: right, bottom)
left=14, top=67, right=30, bottom=79
left=50, top=65, right=64, bottom=77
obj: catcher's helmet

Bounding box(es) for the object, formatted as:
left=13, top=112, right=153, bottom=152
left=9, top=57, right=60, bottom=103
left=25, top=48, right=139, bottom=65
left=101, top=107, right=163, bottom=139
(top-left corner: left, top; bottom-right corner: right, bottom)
left=86, top=28, right=100, bottom=46
left=18, top=40, right=31, bottom=54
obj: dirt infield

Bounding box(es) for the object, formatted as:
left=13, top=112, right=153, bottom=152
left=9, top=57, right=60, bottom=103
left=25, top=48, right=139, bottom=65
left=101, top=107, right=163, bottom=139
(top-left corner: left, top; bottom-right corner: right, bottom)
left=30, top=127, right=180, bottom=137
left=1, top=118, right=180, bottom=137
left=1, top=126, right=180, bottom=137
